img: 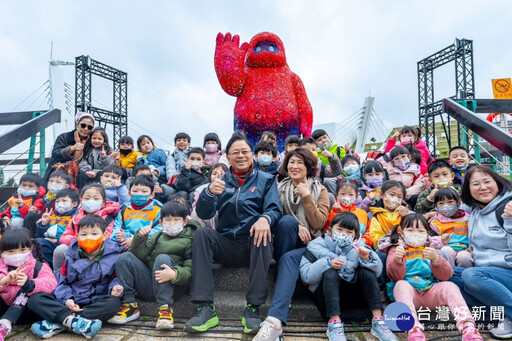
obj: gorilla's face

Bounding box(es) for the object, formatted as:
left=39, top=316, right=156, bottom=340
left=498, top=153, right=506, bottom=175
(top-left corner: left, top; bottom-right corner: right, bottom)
left=246, top=32, right=286, bottom=68
left=253, top=40, right=280, bottom=55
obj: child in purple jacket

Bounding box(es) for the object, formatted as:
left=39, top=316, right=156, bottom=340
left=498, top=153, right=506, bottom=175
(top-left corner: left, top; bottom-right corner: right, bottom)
left=29, top=215, right=123, bottom=339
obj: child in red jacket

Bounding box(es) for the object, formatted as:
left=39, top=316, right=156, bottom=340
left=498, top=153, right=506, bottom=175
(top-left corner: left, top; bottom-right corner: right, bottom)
left=53, top=184, right=119, bottom=272
left=0, top=174, right=46, bottom=234
left=0, top=228, right=57, bottom=340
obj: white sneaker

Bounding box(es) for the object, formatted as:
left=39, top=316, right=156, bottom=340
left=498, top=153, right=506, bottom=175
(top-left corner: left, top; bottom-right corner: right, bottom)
left=490, top=317, right=512, bottom=339
left=252, top=319, right=284, bottom=341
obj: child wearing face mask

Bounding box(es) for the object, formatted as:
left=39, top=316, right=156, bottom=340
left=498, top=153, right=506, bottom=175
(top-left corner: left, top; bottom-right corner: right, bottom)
left=54, top=185, right=120, bottom=272
left=429, top=188, right=473, bottom=268
left=369, top=181, right=410, bottom=250
left=100, top=166, right=129, bottom=206
left=254, top=141, right=279, bottom=176
left=190, top=164, right=228, bottom=230
left=0, top=229, right=57, bottom=340
left=110, top=202, right=198, bottom=330
left=385, top=147, right=425, bottom=204
left=36, top=189, right=80, bottom=269
left=340, top=155, right=362, bottom=183
left=385, top=214, right=483, bottom=341
left=278, top=135, right=300, bottom=165
left=110, top=176, right=162, bottom=250
left=414, top=160, right=455, bottom=214
left=0, top=173, right=46, bottom=232
left=358, top=161, right=388, bottom=212
left=29, top=215, right=124, bottom=339
left=203, top=133, right=223, bottom=168
left=384, top=126, right=433, bottom=175
left=44, top=171, right=75, bottom=211
left=325, top=179, right=371, bottom=246
left=114, top=135, right=140, bottom=171
left=301, top=212, right=397, bottom=341
left=170, top=147, right=210, bottom=205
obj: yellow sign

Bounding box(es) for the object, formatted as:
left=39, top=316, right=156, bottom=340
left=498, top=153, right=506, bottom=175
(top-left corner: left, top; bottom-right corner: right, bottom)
left=492, top=78, right=512, bottom=99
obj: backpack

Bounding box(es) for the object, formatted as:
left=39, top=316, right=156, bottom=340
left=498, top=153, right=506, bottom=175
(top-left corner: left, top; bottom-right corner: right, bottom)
left=34, top=260, right=42, bottom=278
left=365, top=151, right=390, bottom=163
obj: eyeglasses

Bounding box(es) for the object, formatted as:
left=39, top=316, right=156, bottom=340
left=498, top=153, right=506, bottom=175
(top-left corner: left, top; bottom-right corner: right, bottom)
left=229, top=150, right=252, bottom=157
left=80, top=123, right=94, bottom=130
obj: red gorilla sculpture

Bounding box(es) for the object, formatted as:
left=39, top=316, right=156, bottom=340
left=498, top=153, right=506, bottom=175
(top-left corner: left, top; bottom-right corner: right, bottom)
left=214, top=32, right=313, bottom=151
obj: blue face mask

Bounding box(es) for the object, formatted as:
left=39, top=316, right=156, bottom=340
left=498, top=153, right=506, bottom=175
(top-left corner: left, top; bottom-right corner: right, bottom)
left=17, top=188, right=37, bottom=197
left=453, top=165, right=468, bottom=172
left=331, top=230, right=354, bottom=248
left=258, top=155, right=273, bottom=167
left=344, top=164, right=359, bottom=176
left=131, top=194, right=150, bottom=207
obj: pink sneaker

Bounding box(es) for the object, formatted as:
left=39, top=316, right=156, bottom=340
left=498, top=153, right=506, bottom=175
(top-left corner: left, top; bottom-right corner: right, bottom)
left=462, top=325, right=483, bottom=341
left=0, top=325, right=9, bottom=341
left=408, top=327, right=426, bottom=341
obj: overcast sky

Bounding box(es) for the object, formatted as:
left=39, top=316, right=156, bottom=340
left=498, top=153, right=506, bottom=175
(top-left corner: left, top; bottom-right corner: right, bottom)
left=1, top=0, right=512, bottom=152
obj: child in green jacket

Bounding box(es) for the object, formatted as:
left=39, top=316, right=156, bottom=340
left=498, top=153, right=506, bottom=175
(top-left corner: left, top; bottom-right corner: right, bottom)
left=108, top=201, right=197, bottom=329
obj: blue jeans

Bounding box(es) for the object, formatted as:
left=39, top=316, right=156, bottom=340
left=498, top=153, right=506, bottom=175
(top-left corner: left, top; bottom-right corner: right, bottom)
left=450, top=266, right=512, bottom=320
left=268, top=215, right=306, bottom=324
left=376, top=249, right=388, bottom=287
left=274, top=216, right=300, bottom=263
left=267, top=247, right=306, bottom=324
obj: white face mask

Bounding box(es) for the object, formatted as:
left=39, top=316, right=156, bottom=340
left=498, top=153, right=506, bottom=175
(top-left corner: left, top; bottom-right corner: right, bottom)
left=81, top=200, right=103, bottom=213
left=162, top=223, right=184, bottom=237
left=403, top=232, right=428, bottom=248
left=47, top=184, right=64, bottom=194
left=2, top=251, right=31, bottom=267
left=55, top=202, right=73, bottom=215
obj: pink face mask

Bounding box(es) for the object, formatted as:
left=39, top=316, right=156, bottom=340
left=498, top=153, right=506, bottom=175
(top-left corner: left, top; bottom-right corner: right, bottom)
left=2, top=251, right=30, bottom=267
left=400, top=137, right=414, bottom=144
left=205, top=144, right=218, bottom=153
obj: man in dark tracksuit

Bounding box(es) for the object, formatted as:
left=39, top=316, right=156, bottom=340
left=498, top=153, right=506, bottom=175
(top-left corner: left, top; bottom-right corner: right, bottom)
left=184, top=132, right=282, bottom=335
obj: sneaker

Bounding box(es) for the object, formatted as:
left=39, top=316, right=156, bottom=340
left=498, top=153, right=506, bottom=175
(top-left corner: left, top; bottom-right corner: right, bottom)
left=31, top=320, right=66, bottom=339
left=407, top=327, right=426, bottom=341
left=0, top=326, right=8, bottom=341
left=462, top=325, right=483, bottom=341
left=107, top=302, right=140, bottom=324
left=490, top=317, right=512, bottom=339
left=70, top=317, right=102, bottom=339
left=326, top=321, right=347, bottom=341
left=242, top=304, right=262, bottom=334
left=184, top=304, right=219, bottom=333
left=252, top=319, right=284, bottom=341
left=156, top=304, right=174, bottom=330
left=371, top=319, right=398, bottom=340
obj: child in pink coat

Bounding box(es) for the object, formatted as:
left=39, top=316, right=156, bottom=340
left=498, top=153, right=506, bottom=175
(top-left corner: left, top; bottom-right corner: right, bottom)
left=386, top=214, right=483, bottom=341
left=0, top=228, right=57, bottom=340
left=385, top=147, right=425, bottom=203
left=385, top=126, right=433, bottom=175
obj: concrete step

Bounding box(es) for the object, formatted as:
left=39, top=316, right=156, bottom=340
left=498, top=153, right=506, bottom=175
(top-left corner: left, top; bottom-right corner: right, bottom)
left=211, top=262, right=276, bottom=292
left=138, top=290, right=322, bottom=322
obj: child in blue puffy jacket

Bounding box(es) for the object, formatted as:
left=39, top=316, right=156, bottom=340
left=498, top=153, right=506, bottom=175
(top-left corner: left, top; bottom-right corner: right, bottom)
left=300, top=212, right=397, bottom=341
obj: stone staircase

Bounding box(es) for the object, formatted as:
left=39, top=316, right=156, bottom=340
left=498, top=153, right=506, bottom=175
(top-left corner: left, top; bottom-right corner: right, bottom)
left=138, top=262, right=322, bottom=321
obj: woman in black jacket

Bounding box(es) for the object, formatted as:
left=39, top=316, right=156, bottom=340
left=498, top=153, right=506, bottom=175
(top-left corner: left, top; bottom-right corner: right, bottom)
left=44, top=112, right=95, bottom=183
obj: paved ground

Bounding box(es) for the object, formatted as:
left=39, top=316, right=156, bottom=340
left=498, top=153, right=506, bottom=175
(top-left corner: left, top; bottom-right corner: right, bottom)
left=7, top=317, right=493, bottom=340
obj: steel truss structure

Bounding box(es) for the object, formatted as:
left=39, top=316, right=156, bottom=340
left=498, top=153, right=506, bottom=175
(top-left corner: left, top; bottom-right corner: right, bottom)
left=417, top=38, right=474, bottom=156
left=75, top=55, right=127, bottom=146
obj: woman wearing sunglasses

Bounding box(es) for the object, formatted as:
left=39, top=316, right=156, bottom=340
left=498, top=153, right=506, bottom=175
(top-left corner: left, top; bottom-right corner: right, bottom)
left=44, top=112, right=96, bottom=184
